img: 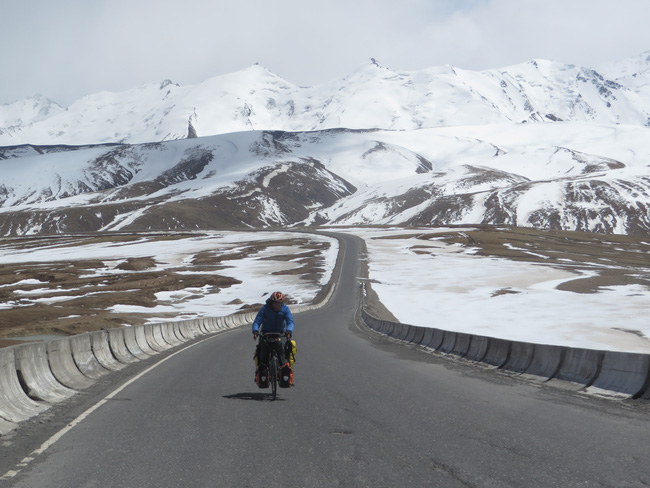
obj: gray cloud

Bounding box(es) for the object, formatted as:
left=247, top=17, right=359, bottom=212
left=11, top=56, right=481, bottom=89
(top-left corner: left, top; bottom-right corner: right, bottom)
left=2, top=0, right=650, bottom=106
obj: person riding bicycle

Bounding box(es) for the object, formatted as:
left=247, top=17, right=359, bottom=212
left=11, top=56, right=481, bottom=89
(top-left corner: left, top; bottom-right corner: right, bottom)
left=252, top=291, right=295, bottom=388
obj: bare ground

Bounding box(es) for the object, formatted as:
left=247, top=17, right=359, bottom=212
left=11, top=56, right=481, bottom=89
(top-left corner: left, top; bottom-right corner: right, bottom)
left=1, top=226, right=648, bottom=348
left=0, top=233, right=330, bottom=348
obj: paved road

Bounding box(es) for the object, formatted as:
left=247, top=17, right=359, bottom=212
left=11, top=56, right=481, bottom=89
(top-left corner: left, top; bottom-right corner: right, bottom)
left=3, top=233, right=650, bottom=487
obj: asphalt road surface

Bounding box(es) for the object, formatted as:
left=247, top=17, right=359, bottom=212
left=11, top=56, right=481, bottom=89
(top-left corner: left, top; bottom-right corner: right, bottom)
left=3, top=233, right=650, bottom=487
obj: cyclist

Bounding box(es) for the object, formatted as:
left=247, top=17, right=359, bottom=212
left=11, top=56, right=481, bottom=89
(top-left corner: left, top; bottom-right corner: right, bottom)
left=252, top=291, right=295, bottom=387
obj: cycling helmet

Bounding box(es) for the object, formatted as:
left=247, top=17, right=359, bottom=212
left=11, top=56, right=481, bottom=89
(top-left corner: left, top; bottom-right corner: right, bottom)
left=270, top=291, right=286, bottom=303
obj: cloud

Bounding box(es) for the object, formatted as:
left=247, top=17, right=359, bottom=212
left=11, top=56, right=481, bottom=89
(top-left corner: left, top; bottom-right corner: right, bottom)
left=1, top=0, right=650, bottom=106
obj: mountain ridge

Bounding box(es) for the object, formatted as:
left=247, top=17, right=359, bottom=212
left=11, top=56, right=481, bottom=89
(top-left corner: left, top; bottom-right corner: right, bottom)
left=2, top=53, right=650, bottom=146
left=0, top=122, right=648, bottom=236
left=1, top=53, right=650, bottom=237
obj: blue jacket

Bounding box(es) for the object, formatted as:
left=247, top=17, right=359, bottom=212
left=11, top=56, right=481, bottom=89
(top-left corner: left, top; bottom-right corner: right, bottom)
left=252, top=302, right=295, bottom=335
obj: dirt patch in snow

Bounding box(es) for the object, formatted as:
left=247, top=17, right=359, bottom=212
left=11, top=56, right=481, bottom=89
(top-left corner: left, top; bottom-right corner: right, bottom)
left=412, top=225, right=650, bottom=293
left=0, top=232, right=331, bottom=348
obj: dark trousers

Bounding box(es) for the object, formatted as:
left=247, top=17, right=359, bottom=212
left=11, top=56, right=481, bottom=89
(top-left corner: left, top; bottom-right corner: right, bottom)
left=257, top=337, right=287, bottom=369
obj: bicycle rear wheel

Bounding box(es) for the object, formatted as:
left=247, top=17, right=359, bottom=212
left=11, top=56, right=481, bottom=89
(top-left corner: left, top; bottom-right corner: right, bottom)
left=270, top=353, right=279, bottom=400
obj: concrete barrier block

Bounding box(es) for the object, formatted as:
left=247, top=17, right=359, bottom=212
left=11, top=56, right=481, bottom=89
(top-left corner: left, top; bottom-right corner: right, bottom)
left=0, top=347, right=48, bottom=423
left=465, top=335, right=489, bottom=362
left=205, top=318, right=218, bottom=333
left=13, top=342, right=77, bottom=403
left=398, top=324, right=412, bottom=341
left=404, top=325, right=418, bottom=343
left=379, top=320, right=392, bottom=335
left=438, top=331, right=458, bottom=354
left=391, top=323, right=405, bottom=340
left=376, top=320, right=389, bottom=336
left=215, top=317, right=228, bottom=331
left=107, top=328, right=139, bottom=364
left=525, top=344, right=565, bottom=379
left=69, top=334, right=111, bottom=380
left=144, top=325, right=167, bottom=353
left=421, top=328, right=435, bottom=348
left=482, top=338, right=512, bottom=368
left=554, top=348, right=604, bottom=387
left=124, top=326, right=153, bottom=360
left=196, top=318, right=209, bottom=333
left=411, top=326, right=426, bottom=346
left=90, top=330, right=125, bottom=371
left=152, top=324, right=173, bottom=350
left=427, top=329, right=446, bottom=350
left=160, top=323, right=183, bottom=347
left=362, top=312, right=381, bottom=332
left=450, top=333, right=472, bottom=357
left=135, top=325, right=158, bottom=356
left=176, top=321, right=193, bottom=339
left=173, top=321, right=191, bottom=341
left=591, top=351, right=650, bottom=397
left=501, top=341, right=536, bottom=374
left=47, top=338, right=96, bottom=390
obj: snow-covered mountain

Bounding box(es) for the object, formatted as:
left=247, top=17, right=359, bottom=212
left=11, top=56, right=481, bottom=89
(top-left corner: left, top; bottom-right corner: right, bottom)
left=1, top=53, right=649, bottom=236
left=0, top=122, right=649, bottom=236
left=2, top=53, right=650, bottom=146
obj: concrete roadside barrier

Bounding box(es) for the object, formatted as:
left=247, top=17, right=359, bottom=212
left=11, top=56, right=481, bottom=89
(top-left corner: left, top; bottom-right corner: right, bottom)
left=198, top=318, right=211, bottom=334
left=482, top=338, right=512, bottom=368
left=209, top=316, right=221, bottom=331
left=426, top=329, right=446, bottom=351
left=411, top=326, right=425, bottom=346
left=590, top=351, right=650, bottom=397
left=450, top=333, right=472, bottom=357
left=152, top=324, right=173, bottom=350
left=382, top=322, right=395, bottom=338
left=377, top=319, right=391, bottom=335
left=141, top=325, right=165, bottom=353
left=465, top=335, right=489, bottom=362
left=396, top=323, right=410, bottom=341
left=47, top=338, right=96, bottom=390
left=421, top=328, right=435, bottom=348
left=124, top=326, right=152, bottom=360
left=438, top=331, right=458, bottom=354
left=13, top=342, right=77, bottom=403
left=160, top=323, right=183, bottom=347
left=200, top=318, right=214, bottom=334
left=69, top=333, right=111, bottom=380
left=553, top=348, right=604, bottom=387
left=227, top=314, right=241, bottom=328
left=0, top=347, right=48, bottom=423
left=90, top=330, right=126, bottom=372
left=172, top=322, right=190, bottom=341
left=107, top=328, right=139, bottom=364
left=404, top=325, right=418, bottom=343
left=216, top=316, right=229, bottom=331
left=501, top=341, right=536, bottom=374
left=361, top=312, right=379, bottom=331
left=179, top=320, right=199, bottom=339
left=525, top=344, right=565, bottom=379
left=359, top=307, right=650, bottom=398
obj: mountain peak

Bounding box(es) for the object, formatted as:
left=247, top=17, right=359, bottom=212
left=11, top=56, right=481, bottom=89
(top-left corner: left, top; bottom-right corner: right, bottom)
left=370, top=58, right=388, bottom=70
left=160, top=79, right=178, bottom=90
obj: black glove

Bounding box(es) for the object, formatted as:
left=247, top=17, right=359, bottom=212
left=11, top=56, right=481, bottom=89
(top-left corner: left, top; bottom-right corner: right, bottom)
left=253, top=333, right=259, bottom=340
left=286, top=331, right=292, bottom=339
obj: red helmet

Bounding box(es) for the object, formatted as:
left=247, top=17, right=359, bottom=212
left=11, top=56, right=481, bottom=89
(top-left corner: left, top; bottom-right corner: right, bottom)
left=270, top=291, right=286, bottom=303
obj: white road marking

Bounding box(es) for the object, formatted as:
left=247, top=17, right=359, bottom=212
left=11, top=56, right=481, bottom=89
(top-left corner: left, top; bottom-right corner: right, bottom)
left=1, top=336, right=215, bottom=481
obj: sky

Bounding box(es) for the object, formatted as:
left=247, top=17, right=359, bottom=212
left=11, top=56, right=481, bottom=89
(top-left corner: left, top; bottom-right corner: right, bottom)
left=2, top=0, right=650, bottom=107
